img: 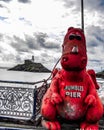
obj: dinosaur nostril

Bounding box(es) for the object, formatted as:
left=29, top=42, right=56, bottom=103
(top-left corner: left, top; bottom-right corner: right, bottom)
left=81, top=57, right=87, bottom=65
left=62, top=57, right=68, bottom=62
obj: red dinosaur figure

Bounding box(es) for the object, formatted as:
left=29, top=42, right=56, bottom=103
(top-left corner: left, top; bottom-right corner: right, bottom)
left=41, top=27, right=103, bottom=130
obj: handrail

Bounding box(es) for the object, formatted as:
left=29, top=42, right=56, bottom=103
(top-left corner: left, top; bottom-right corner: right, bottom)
left=0, top=77, right=102, bottom=86
left=0, top=79, right=49, bottom=85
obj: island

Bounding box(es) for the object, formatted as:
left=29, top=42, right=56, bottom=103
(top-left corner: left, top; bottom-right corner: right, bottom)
left=96, top=70, right=104, bottom=79
left=8, top=59, right=51, bottom=73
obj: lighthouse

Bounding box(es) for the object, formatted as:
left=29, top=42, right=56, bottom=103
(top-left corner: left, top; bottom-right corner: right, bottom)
left=32, top=55, right=34, bottom=62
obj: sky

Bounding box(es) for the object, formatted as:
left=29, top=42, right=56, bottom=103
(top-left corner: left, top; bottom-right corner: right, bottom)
left=0, top=0, right=104, bottom=72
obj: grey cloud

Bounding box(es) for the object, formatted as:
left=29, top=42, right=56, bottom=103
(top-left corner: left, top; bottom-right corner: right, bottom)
left=12, top=34, right=39, bottom=52
left=1, top=52, right=15, bottom=62
left=89, top=59, right=102, bottom=63
left=0, top=0, right=31, bottom=3
left=0, top=4, right=5, bottom=8
left=84, top=0, right=104, bottom=12
left=45, top=41, right=60, bottom=49
left=37, top=52, right=59, bottom=68
left=57, top=0, right=77, bottom=8
left=86, top=26, right=104, bottom=48
left=18, top=0, right=31, bottom=3
left=9, top=32, right=60, bottom=54
left=24, top=34, right=40, bottom=50
left=86, top=25, right=104, bottom=70
left=0, top=0, right=12, bottom=2
left=19, top=17, right=32, bottom=26
left=34, top=32, right=60, bottom=49
left=0, top=3, right=10, bottom=13
left=35, top=32, right=47, bottom=48
left=61, top=0, right=75, bottom=8
left=0, top=33, right=3, bottom=40
left=88, top=59, right=104, bottom=65
left=59, top=0, right=104, bottom=13
left=57, top=0, right=81, bottom=12
left=12, top=35, right=31, bottom=52
left=15, top=55, right=22, bottom=63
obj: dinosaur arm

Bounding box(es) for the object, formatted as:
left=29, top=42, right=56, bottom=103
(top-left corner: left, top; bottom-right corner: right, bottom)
left=49, top=74, right=63, bottom=104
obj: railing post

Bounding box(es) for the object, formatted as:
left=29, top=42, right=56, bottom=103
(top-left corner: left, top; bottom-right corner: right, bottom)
left=31, top=85, right=37, bottom=120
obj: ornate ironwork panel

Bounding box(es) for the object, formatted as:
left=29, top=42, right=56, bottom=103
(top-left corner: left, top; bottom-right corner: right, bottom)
left=0, top=79, right=50, bottom=121
left=0, top=83, right=35, bottom=120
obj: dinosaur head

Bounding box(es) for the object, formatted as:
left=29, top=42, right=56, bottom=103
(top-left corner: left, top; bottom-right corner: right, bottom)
left=61, top=27, right=87, bottom=71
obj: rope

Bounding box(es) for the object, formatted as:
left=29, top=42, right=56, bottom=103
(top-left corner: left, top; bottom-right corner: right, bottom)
left=45, top=57, right=61, bottom=81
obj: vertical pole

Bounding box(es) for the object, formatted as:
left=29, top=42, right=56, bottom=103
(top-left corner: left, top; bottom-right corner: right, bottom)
left=81, top=0, right=84, bottom=32
left=32, top=86, right=37, bottom=120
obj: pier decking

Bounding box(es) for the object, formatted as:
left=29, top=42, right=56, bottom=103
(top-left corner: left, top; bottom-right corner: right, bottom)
left=0, top=116, right=103, bottom=130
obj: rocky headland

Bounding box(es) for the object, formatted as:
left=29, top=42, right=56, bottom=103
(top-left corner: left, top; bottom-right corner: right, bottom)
left=96, top=70, right=104, bottom=79
left=8, top=60, right=51, bottom=73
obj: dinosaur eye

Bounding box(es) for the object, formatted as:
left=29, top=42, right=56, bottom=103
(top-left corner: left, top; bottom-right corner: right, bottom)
left=76, top=35, right=82, bottom=40
left=69, top=34, right=75, bottom=40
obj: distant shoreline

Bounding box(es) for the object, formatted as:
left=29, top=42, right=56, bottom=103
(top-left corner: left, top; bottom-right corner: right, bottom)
left=0, top=67, right=9, bottom=69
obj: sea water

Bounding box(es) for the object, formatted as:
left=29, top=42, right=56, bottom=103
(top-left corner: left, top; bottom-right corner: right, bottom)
left=0, top=69, right=51, bottom=82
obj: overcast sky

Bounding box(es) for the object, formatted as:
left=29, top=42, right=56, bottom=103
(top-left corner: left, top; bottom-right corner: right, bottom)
left=0, top=0, right=104, bottom=72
